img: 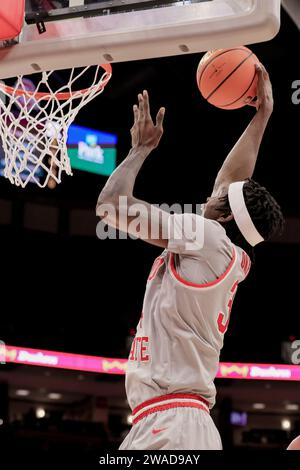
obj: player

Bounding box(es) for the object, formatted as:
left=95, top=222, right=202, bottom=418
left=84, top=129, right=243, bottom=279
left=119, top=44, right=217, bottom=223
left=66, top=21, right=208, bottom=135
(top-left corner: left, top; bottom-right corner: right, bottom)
left=96, top=64, right=284, bottom=450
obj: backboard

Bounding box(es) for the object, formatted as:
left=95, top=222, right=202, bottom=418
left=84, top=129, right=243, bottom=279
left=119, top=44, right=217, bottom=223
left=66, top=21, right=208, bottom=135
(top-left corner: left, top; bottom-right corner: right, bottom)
left=0, top=0, right=281, bottom=79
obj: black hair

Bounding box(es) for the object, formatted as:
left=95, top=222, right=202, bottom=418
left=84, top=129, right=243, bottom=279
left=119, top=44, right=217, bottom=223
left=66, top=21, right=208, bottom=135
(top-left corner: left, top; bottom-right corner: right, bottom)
left=216, top=179, right=285, bottom=261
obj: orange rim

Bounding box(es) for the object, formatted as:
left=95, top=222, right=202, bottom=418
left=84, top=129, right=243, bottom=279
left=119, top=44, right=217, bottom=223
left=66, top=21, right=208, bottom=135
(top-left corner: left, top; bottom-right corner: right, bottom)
left=0, top=63, right=112, bottom=101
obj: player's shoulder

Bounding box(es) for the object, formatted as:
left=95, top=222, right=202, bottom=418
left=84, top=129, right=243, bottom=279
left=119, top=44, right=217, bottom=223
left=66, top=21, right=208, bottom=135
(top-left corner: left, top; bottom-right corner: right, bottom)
left=203, top=217, right=227, bottom=235
left=167, top=212, right=232, bottom=258
left=201, top=216, right=233, bottom=251
left=170, top=212, right=227, bottom=233
left=231, top=242, right=252, bottom=280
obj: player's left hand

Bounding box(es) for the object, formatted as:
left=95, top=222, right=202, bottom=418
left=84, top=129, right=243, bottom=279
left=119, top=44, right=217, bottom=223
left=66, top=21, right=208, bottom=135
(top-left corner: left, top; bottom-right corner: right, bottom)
left=131, top=90, right=165, bottom=150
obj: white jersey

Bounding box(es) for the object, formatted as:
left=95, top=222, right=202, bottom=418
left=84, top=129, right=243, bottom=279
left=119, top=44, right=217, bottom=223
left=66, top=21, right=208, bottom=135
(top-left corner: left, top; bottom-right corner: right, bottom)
left=126, top=213, right=251, bottom=411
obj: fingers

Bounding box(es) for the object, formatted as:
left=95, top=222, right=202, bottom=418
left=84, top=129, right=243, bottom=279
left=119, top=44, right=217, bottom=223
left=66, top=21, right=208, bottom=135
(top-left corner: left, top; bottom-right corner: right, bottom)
left=134, top=90, right=165, bottom=124
left=138, top=93, right=144, bottom=119
left=255, top=64, right=265, bottom=93
left=142, top=90, right=151, bottom=119
left=156, top=107, right=165, bottom=127
left=133, top=104, right=139, bottom=124
left=132, top=93, right=144, bottom=124
left=249, top=63, right=273, bottom=112
left=255, top=63, right=264, bottom=79
left=255, top=63, right=270, bottom=82
left=133, top=89, right=165, bottom=131
left=260, top=63, right=270, bottom=80
left=255, top=64, right=266, bottom=96
left=255, top=63, right=272, bottom=96
left=137, top=90, right=152, bottom=121
left=245, top=95, right=260, bottom=109
left=246, top=98, right=258, bottom=108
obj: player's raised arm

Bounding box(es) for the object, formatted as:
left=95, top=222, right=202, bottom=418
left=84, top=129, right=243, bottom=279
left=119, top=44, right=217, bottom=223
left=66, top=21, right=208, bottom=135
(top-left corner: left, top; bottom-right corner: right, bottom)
left=96, top=90, right=170, bottom=248
left=211, top=64, right=274, bottom=197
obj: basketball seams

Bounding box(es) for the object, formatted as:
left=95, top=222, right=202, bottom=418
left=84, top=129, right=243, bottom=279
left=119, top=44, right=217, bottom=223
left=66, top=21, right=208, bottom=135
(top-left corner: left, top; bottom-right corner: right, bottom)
left=217, top=70, right=257, bottom=109
left=206, top=51, right=254, bottom=101
left=197, top=47, right=251, bottom=90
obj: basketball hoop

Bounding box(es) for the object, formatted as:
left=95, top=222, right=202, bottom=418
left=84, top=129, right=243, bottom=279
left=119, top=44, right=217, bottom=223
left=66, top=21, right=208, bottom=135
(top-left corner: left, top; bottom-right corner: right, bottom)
left=0, top=63, right=112, bottom=187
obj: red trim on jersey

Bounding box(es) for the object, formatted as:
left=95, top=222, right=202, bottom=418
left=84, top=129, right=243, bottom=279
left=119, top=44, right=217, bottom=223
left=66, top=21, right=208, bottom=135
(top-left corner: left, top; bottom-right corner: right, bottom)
left=132, top=393, right=209, bottom=416
left=245, top=256, right=251, bottom=277
left=132, top=401, right=209, bottom=425
left=168, top=248, right=236, bottom=288
left=241, top=251, right=251, bottom=278
left=148, top=256, right=165, bottom=281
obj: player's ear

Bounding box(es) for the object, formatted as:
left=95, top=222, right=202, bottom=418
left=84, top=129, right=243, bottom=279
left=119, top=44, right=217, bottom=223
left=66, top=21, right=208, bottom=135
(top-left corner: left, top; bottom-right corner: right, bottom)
left=217, top=213, right=234, bottom=224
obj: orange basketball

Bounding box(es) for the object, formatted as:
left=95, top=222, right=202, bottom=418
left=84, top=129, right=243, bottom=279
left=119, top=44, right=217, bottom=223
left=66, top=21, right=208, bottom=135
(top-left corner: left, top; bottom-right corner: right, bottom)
left=196, top=46, right=260, bottom=110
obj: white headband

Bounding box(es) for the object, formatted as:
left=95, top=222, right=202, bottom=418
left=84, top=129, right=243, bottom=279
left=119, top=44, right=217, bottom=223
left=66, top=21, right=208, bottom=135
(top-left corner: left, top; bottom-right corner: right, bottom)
left=228, top=181, right=264, bottom=247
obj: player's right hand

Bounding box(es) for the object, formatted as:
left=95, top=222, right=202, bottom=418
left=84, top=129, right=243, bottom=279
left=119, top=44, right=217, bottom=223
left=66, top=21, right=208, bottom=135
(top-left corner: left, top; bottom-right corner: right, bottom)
left=131, top=90, right=165, bottom=150
left=249, top=64, right=274, bottom=114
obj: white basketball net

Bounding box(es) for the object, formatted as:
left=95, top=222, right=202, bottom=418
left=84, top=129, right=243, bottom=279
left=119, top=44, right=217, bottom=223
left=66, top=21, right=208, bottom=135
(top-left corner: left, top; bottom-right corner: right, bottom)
left=0, top=65, right=112, bottom=188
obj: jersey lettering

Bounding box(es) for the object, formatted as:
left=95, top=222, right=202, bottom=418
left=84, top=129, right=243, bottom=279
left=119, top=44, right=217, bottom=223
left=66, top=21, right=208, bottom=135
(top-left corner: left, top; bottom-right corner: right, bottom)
left=129, top=336, right=150, bottom=362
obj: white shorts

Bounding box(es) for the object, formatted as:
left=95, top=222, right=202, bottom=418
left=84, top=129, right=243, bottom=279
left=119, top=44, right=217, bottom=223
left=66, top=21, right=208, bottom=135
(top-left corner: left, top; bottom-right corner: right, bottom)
left=120, top=393, right=222, bottom=450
